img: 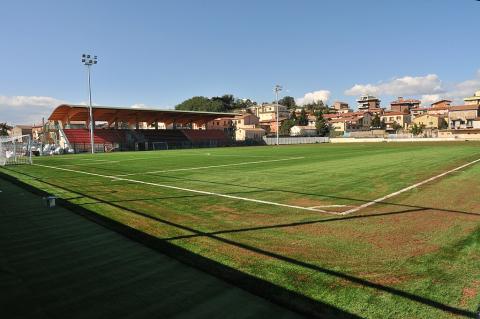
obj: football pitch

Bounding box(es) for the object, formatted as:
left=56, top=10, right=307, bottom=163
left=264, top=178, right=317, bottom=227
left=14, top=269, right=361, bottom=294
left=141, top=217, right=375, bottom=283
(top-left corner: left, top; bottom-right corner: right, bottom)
left=2, top=142, right=480, bottom=318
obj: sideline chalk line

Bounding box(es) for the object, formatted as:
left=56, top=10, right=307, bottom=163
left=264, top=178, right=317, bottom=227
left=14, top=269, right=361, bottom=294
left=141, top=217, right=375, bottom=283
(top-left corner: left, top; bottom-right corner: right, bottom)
left=341, top=158, right=480, bottom=215
left=32, top=163, right=340, bottom=215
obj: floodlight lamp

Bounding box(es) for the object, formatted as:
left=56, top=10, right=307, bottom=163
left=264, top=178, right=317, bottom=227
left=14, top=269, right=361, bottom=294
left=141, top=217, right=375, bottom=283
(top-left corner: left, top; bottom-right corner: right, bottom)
left=87, top=55, right=90, bottom=58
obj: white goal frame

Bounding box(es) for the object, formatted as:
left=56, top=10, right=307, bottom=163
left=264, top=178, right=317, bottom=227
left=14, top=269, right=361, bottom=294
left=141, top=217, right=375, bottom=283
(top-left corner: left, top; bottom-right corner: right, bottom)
left=151, top=142, right=169, bottom=151
left=0, top=135, right=33, bottom=166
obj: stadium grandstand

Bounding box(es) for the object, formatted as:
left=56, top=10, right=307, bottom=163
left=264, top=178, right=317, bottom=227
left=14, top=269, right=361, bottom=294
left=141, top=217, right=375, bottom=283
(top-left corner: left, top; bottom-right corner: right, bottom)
left=48, top=104, right=237, bottom=152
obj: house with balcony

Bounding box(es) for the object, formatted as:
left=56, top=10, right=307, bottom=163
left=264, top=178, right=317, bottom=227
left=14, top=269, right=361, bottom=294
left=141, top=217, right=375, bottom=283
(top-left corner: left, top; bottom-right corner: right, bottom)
left=357, top=95, right=383, bottom=114
left=380, top=112, right=411, bottom=132
left=464, top=90, right=480, bottom=105
left=448, top=105, right=480, bottom=129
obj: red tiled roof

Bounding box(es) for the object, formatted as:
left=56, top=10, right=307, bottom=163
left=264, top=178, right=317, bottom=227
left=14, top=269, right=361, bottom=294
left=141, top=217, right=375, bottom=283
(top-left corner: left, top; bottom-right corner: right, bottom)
left=431, top=99, right=452, bottom=105
left=449, top=105, right=480, bottom=111
left=390, top=98, right=420, bottom=105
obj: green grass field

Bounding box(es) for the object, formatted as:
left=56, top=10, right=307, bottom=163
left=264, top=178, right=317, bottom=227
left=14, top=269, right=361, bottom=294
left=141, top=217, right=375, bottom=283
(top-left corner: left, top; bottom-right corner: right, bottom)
left=2, top=142, right=480, bottom=318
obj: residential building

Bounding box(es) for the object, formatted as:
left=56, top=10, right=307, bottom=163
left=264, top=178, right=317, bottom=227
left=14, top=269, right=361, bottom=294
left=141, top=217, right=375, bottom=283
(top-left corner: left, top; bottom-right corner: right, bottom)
left=329, top=112, right=373, bottom=132
left=357, top=95, right=381, bottom=113
left=206, top=117, right=234, bottom=133
left=333, top=101, right=351, bottom=113
left=290, top=125, right=317, bottom=137
left=410, top=107, right=429, bottom=118
left=412, top=114, right=445, bottom=129
left=253, top=104, right=290, bottom=122
left=448, top=105, right=480, bottom=129
left=380, top=112, right=411, bottom=132
left=464, top=90, right=480, bottom=105
left=32, top=125, right=44, bottom=141
left=9, top=125, right=32, bottom=137
left=425, top=99, right=451, bottom=116
left=390, top=97, right=420, bottom=113
left=232, top=113, right=259, bottom=127
left=431, top=99, right=452, bottom=109
left=235, top=127, right=265, bottom=141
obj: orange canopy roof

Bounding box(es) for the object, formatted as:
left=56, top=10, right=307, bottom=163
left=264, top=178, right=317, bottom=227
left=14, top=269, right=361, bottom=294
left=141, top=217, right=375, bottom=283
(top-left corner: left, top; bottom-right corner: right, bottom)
left=49, top=104, right=238, bottom=125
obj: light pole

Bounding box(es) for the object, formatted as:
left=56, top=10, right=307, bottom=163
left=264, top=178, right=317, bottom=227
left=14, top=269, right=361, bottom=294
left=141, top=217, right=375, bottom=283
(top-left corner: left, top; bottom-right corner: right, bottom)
left=81, top=53, right=98, bottom=154
left=274, top=84, right=283, bottom=145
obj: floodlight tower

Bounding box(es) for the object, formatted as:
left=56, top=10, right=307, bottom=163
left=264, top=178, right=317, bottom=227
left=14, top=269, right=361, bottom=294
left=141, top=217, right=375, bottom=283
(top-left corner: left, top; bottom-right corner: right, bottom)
left=274, top=84, right=283, bottom=145
left=81, top=53, right=98, bottom=154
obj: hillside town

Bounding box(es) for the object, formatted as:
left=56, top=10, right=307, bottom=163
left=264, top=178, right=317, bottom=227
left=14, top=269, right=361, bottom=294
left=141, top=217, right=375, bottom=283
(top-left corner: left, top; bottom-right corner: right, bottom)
left=2, top=90, right=480, bottom=147
left=184, top=90, right=480, bottom=142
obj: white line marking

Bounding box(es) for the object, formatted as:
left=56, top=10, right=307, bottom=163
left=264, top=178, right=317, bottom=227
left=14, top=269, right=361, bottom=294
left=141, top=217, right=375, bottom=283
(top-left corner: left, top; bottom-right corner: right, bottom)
left=342, top=158, right=480, bottom=215
left=57, top=161, right=121, bottom=167
left=115, top=157, right=305, bottom=177
left=33, top=163, right=340, bottom=215
left=308, top=205, right=347, bottom=208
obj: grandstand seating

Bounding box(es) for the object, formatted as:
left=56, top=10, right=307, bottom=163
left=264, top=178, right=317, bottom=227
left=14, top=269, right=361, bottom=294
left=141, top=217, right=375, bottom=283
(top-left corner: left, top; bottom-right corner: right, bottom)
left=135, top=129, right=189, bottom=144
left=63, top=129, right=126, bottom=144
left=181, top=130, right=230, bottom=144
left=63, top=128, right=231, bottom=151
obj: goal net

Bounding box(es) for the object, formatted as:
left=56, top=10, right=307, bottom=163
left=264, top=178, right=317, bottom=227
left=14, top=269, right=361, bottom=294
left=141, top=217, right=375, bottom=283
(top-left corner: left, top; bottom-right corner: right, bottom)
left=151, top=142, right=168, bottom=151
left=0, top=135, right=33, bottom=166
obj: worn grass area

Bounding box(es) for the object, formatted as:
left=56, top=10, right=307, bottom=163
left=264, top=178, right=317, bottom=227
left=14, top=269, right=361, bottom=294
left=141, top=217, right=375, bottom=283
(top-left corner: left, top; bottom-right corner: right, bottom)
left=2, top=142, right=480, bottom=318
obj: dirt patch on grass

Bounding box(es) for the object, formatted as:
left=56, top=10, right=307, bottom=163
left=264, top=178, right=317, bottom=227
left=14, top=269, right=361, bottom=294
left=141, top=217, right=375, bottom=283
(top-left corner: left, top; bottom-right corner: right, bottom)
left=460, top=280, right=480, bottom=307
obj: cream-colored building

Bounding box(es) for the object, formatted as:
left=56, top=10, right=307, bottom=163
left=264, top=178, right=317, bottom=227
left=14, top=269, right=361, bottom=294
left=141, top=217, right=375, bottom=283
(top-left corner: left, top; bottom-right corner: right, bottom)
left=235, top=127, right=265, bottom=141
left=448, top=105, right=480, bottom=129
left=9, top=125, right=32, bottom=137
left=380, top=112, right=411, bottom=132
left=254, top=104, right=290, bottom=121
left=464, top=90, right=480, bottom=105
left=412, top=114, right=444, bottom=129
left=232, top=113, right=259, bottom=127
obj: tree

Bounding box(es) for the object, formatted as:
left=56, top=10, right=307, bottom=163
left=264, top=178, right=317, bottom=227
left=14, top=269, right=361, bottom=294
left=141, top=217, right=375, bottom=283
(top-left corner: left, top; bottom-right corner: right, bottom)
left=304, top=100, right=328, bottom=114
left=381, top=118, right=386, bottom=129
left=234, top=98, right=256, bottom=110
left=279, top=119, right=295, bottom=136
left=0, top=123, right=12, bottom=136
left=392, top=121, right=403, bottom=132
left=175, top=96, right=225, bottom=112
left=290, top=110, right=298, bottom=125
left=278, top=96, right=296, bottom=109
left=371, top=114, right=381, bottom=128
left=438, top=117, right=448, bottom=130
left=298, top=108, right=308, bottom=126
left=315, top=111, right=330, bottom=136
left=212, top=94, right=235, bottom=111
left=410, top=123, right=425, bottom=136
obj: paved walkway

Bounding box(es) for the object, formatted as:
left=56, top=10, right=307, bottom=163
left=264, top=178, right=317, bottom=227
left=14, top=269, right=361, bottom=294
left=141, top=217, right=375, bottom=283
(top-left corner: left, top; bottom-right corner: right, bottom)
left=0, top=177, right=303, bottom=319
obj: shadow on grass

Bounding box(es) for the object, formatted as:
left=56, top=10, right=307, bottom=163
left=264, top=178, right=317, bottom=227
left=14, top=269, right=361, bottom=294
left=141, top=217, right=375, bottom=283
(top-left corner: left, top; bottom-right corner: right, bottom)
left=2, top=168, right=477, bottom=318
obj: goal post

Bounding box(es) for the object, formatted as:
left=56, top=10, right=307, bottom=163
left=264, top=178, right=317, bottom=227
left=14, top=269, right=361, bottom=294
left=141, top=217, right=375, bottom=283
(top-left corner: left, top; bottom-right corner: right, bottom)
left=151, top=142, right=168, bottom=151
left=0, top=135, right=33, bottom=166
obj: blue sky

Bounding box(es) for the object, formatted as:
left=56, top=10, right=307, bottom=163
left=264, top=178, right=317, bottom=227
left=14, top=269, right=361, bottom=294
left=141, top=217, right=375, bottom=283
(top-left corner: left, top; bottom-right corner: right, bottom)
left=1, top=0, right=479, bottom=124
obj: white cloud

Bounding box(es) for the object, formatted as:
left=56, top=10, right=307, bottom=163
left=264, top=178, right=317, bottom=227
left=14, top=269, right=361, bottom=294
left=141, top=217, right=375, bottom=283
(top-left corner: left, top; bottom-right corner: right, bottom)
left=344, top=70, right=480, bottom=106
left=344, top=74, right=444, bottom=97
left=0, top=95, right=66, bottom=125
left=130, top=103, right=148, bottom=109
left=420, top=94, right=442, bottom=105
left=296, top=90, right=331, bottom=106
